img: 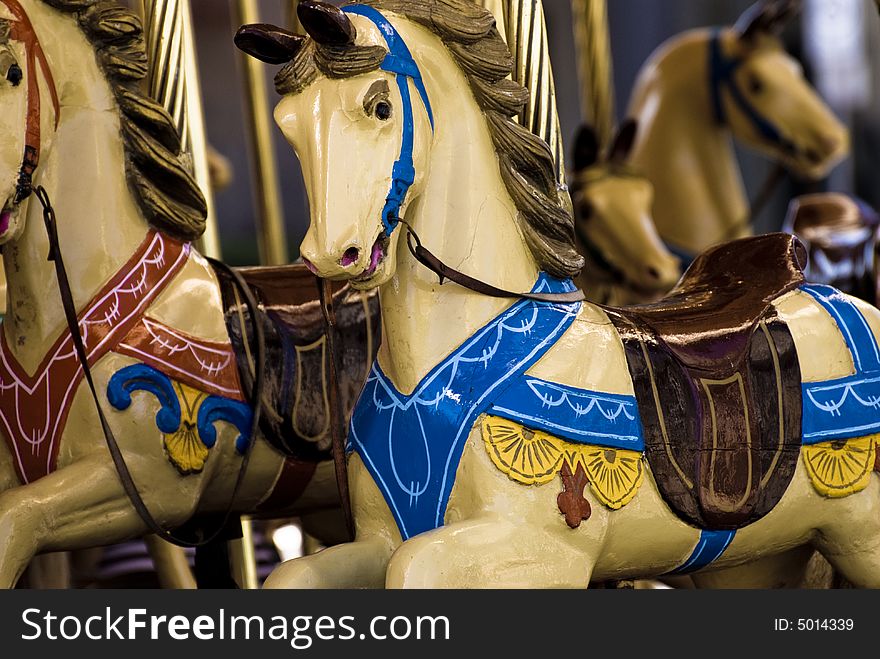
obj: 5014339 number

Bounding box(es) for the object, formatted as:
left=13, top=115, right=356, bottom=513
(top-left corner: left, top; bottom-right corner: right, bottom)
left=774, top=619, right=854, bottom=631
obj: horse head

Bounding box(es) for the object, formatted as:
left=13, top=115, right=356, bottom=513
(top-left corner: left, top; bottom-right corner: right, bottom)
left=570, top=120, right=680, bottom=297
left=238, top=0, right=581, bottom=290
left=716, top=0, right=848, bottom=179
left=237, top=1, right=436, bottom=288
left=0, top=0, right=58, bottom=245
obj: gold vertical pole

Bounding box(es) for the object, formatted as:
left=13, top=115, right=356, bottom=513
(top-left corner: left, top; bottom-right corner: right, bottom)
left=505, top=0, right=566, bottom=186
left=285, top=0, right=304, bottom=33
left=227, top=519, right=259, bottom=589
left=570, top=0, right=616, bottom=150
left=488, top=0, right=566, bottom=188
left=141, top=0, right=221, bottom=258
left=232, top=0, right=289, bottom=266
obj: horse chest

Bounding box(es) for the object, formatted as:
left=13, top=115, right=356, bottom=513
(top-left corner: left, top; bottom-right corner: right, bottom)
left=349, top=274, right=582, bottom=540
left=0, top=232, right=246, bottom=484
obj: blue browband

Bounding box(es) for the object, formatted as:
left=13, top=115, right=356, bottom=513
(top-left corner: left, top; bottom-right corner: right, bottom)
left=344, top=5, right=434, bottom=236
left=709, top=30, right=791, bottom=151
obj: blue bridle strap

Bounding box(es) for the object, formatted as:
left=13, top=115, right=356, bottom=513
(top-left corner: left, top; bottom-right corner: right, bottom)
left=344, top=5, right=434, bottom=236
left=709, top=30, right=790, bottom=150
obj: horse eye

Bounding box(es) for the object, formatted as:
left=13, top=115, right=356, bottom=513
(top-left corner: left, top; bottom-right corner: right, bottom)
left=6, top=63, right=21, bottom=86
left=749, top=74, right=764, bottom=94
left=374, top=101, right=392, bottom=121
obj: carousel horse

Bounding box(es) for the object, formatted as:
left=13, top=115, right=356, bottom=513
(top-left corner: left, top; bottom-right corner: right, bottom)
left=783, top=193, right=880, bottom=306
left=237, top=0, right=880, bottom=589
left=0, top=0, right=380, bottom=588
left=627, top=0, right=849, bottom=261
left=570, top=120, right=680, bottom=305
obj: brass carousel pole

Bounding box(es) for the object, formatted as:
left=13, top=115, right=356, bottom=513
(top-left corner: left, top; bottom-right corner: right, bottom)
left=232, top=0, right=289, bottom=266
left=285, top=0, right=304, bottom=34
left=491, top=0, right=567, bottom=188
left=570, top=0, right=616, bottom=151
left=141, top=0, right=257, bottom=590
left=141, top=0, right=221, bottom=258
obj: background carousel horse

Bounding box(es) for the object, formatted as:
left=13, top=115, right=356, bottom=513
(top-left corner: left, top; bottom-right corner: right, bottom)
left=783, top=193, right=880, bottom=306
left=570, top=120, right=680, bottom=305
left=626, top=0, right=849, bottom=262
left=0, top=0, right=382, bottom=589
left=238, top=0, right=880, bottom=589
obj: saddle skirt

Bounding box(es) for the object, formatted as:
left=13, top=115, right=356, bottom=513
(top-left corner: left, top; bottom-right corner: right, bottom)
left=605, top=233, right=806, bottom=529
left=214, top=264, right=379, bottom=463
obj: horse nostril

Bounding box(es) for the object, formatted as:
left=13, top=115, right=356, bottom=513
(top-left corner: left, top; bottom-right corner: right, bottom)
left=647, top=266, right=661, bottom=280
left=339, top=246, right=360, bottom=267
left=806, top=148, right=823, bottom=164
left=819, top=135, right=841, bottom=155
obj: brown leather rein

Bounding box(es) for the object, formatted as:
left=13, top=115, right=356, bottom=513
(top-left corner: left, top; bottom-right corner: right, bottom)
left=402, top=221, right=587, bottom=304
left=35, top=187, right=267, bottom=548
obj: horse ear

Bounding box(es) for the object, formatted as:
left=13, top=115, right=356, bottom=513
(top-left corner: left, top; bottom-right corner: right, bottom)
left=765, top=0, right=802, bottom=34
left=573, top=124, right=600, bottom=171
left=234, top=24, right=305, bottom=64
left=298, top=0, right=356, bottom=47
left=608, top=119, right=638, bottom=165
left=735, top=1, right=775, bottom=42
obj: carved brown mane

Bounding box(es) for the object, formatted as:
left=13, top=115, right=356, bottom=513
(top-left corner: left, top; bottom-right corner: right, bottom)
left=40, top=0, right=207, bottom=240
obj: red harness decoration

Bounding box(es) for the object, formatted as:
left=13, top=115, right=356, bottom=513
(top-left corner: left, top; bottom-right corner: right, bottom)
left=1, top=0, right=60, bottom=205
left=0, top=231, right=243, bottom=484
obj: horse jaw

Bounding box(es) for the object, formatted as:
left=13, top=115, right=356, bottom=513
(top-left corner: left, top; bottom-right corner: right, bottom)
left=575, top=173, right=680, bottom=297
left=724, top=38, right=850, bottom=180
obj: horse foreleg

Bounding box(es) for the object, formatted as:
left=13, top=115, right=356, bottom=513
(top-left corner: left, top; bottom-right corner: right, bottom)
left=385, top=517, right=601, bottom=588
left=690, top=545, right=815, bottom=589
left=262, top=535, right=394, bottom=588
left=815, top=485, right=880, bottom=589
left=21, top=553, right=71, bottom=589
left=0, top=455, right=196, bottom=589
left=144, top=535, right=196, bottom=589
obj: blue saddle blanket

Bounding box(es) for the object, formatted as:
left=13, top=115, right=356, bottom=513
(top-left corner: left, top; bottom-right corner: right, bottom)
left=800, top=284, right=880, bottom=444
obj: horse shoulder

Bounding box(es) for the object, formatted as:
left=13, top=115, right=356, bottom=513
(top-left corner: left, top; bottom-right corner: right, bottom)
left=145, top=249, right=229, bottom=342
left=771, top=289, right=859, bottom=382
left=526, top=303, right=633, bottom=396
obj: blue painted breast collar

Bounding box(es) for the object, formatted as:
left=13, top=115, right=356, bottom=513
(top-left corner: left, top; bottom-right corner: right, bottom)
left=349, top=274, right=582, bottom=540
left=343, top=5, right=434, bottom=236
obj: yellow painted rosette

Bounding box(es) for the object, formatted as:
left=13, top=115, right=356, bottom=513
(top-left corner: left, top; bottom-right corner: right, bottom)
left=802, top=435, right=877, bottom=498
left=481, top=416, right=644, bottom=509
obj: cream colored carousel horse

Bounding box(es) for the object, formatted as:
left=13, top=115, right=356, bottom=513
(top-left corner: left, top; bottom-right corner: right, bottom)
left=627, top=0, right=849, bottom=259
left=0, top=0, right=373, bottom=589
left=238, top=0, right=880, bottom=589
left=570, top=121, right=679, bottom=305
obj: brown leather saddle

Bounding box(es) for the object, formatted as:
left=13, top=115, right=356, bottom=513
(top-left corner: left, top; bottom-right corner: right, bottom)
left=213, top=263, right=380, bottom=462
left=783, top=193, right=880, bottom=305
left=605, top=234, right=806, bottom=529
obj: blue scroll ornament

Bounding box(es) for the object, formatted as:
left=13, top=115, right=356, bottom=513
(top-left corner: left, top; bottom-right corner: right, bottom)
left=107, top=364, right=253, bottom=455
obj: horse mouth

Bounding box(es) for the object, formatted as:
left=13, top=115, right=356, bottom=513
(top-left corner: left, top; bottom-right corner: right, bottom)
left=353, top=233, right=389, bottom=284
left=0, top=203, right=15, bottom=237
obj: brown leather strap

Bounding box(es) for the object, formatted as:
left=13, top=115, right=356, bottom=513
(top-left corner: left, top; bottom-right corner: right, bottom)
left=35, top=186, right=265, bottom=548
left=317, top=276, right=355, bottom=541
left=403, top=223, right=586, bottom=304
left=3, top=0, right=60, bottom=205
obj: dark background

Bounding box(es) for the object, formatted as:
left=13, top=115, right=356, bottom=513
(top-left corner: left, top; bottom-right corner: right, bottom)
left=190, top=0, right=880, bottom=264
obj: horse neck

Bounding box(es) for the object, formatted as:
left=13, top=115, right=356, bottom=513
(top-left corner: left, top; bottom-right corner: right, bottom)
left=3, top=105, right=149, bottom=372
left=377, top=105, right=539, bottom=395
left=628, top=37, right=748, bottom=253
